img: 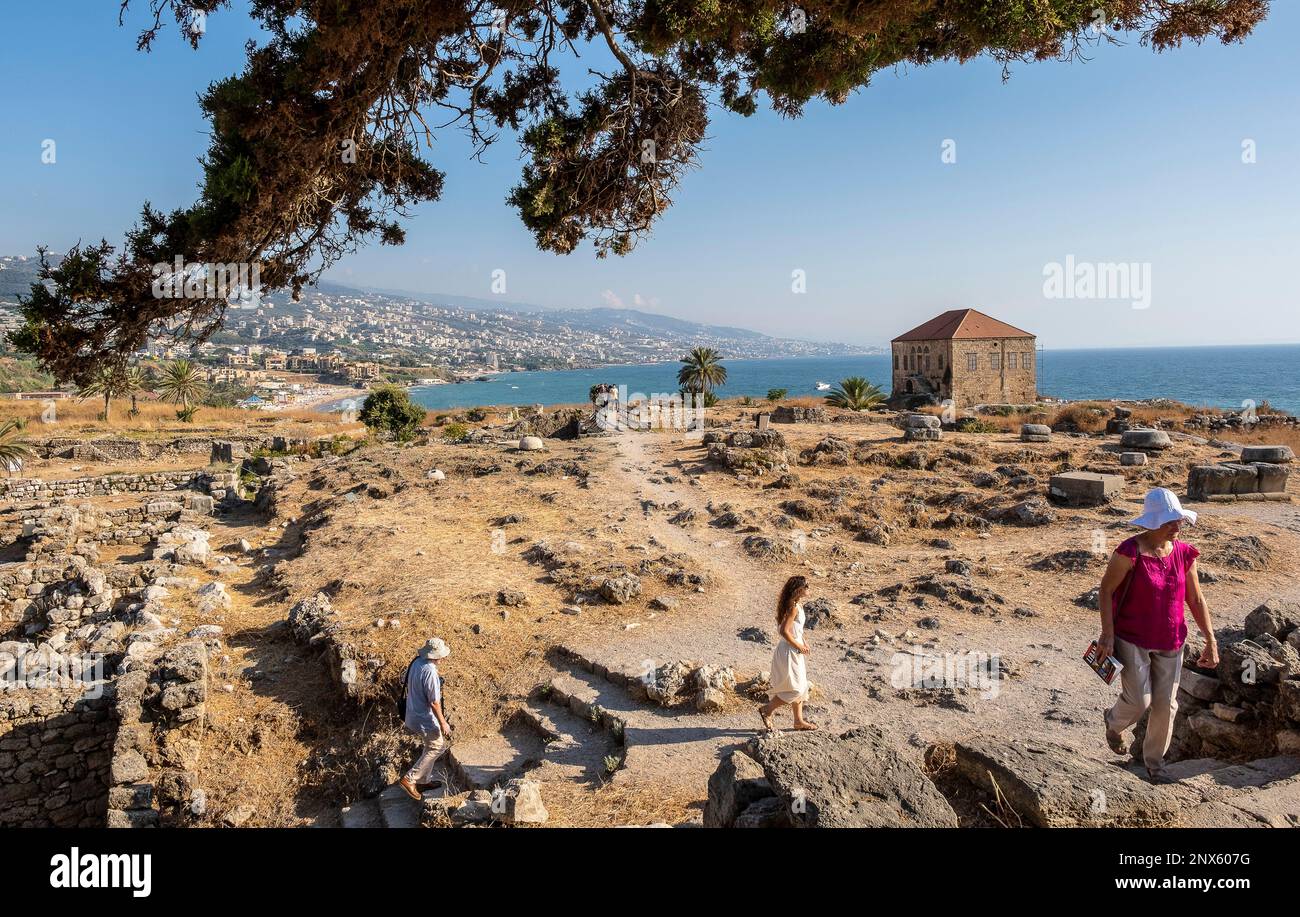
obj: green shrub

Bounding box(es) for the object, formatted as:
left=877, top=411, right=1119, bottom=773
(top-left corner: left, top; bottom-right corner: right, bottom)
left=767, top=388, right=788, bottom=402
left=956, top=416, right=999, bottom=434
left=359, top=384, right=427, bottom=442
left=442, top=421, right=469, bottom=442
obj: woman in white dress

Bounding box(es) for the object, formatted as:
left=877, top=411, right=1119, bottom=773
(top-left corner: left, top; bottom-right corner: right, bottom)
left=758, top=575, right=817, bottom=731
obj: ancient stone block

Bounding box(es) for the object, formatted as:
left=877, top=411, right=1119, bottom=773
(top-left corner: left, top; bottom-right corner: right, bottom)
left=1048, top=471, right=1123, bottom=506
left=1241, top=445, right=1294, bottom=464
left=1121, top=429, right=1172, bottom=451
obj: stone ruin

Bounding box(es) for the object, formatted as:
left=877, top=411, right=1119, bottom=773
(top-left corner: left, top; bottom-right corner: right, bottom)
left=771, top=405, right=828, bottom=424
left=1187, top=446, right=1292, bottom=502
left=1106, top=406, right=1135, bottom=435
left=1020, top=423, right=1051, bottom=443
left=1158, top=598, right=1300, bottom=762
left=0, top=550, right=211, bottom=828
left=903, top=413, right=942, bottom=442
left=1048, top=470, right=1124, bottom=507
left=704, top=429, right=790, bottom=476
left=108, top=641, right=209, bottom=827
left=0, top=451, right=249, bottom=827
left=1120, top=428, right=1172, bottom=452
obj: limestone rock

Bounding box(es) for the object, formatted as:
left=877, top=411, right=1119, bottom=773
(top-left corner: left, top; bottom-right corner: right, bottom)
left=952, top=736, right=1178, bottom=827
left=599, top=573, right=642, bottom=605
left=705, top=749, right=774, bottom=827
left=745, top=727, right=958, bottom=827
left=1244, top=599, right=1300, bottom=640
left=195, top=581, right=231, bottom=615
left=498, top=778, right=548, bottom=824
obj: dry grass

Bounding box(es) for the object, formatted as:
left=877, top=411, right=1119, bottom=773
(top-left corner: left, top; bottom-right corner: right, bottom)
left=539, top=778, right=700, bottom=827
left=1236, top=425, right=1300, bottom=452
left=0, top=398, right=343, bottom=438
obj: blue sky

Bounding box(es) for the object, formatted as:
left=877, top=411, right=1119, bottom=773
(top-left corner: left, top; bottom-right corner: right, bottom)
left=2, top=1, right=1297, bottom=349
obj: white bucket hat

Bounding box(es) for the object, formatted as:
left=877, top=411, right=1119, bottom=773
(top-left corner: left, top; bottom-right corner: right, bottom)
left=1131, top=487, right=1197, bottom=530
left=419, top=637, right=451, bottom=660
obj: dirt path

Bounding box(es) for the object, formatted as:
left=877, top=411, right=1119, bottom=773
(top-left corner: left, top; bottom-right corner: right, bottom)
left=561, top=429, right=1300, bottom=819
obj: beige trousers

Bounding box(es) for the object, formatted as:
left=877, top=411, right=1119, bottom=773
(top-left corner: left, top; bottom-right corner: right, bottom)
left=404, top=730, right=447, bottom=785
left=1105, top=637, right=1183, bottom=772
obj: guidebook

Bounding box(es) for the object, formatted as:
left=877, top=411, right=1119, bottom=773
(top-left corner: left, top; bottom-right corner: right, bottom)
left=1083, top=641, right=1123, bottom=685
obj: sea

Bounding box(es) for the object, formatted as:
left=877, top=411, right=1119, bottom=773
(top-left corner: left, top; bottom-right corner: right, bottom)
left=338, top=344, right=1300, bottom=415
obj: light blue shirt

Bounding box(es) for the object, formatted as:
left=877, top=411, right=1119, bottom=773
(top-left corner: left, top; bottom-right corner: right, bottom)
left=404, top=658, right=442, bottom=735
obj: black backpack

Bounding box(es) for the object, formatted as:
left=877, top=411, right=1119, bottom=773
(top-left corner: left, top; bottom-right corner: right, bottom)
left=396, top=656, right=417, bottom=720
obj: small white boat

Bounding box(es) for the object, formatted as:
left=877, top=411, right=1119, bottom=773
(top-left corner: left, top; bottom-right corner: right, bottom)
left=815, top=381, right=831, bottom=391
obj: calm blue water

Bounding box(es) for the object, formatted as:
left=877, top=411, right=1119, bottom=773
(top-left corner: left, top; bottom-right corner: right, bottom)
left=389, top=344, right=1300, bottom=414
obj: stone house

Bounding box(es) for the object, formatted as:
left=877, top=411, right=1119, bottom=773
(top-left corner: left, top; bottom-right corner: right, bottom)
left=891, top=309, right=1037, bottom=408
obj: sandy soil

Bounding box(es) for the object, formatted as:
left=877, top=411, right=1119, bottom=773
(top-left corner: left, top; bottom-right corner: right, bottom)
left=11, top=403, right=1293, bottom=826
left=173, top=414, right=1298, bottom=825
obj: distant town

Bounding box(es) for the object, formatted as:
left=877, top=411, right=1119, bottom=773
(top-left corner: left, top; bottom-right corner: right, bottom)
left=0, top=254, right=877, bottom=408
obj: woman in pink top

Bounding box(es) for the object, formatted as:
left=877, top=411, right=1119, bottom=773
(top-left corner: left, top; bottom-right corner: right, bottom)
left=1097, top=488, right=1218, bottom=782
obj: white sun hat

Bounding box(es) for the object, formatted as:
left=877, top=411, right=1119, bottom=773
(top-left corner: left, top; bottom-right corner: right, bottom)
left=419, top=637, right=451, bottom=660
left=1131, top=487, right=1197, bottom=529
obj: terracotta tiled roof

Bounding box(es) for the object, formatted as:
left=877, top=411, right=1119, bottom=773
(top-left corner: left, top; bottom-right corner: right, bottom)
left=892, top=309, right=1034, bottom=342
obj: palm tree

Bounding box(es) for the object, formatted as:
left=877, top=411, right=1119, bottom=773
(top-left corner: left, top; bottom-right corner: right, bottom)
left=156, top=359, right=207, bottom=422
left=677, top=347, right=727, bottom=398
left=824, top=376, right=886, bottom=412
left=76, top=362, right=144, bottom=423
left=124, top=365, right=149, bottom=417
left=0, top=420, right=33, bottom=475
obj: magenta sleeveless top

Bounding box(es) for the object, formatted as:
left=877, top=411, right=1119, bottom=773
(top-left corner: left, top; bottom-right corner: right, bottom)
left=1113, top=537, right=1199, bottom=651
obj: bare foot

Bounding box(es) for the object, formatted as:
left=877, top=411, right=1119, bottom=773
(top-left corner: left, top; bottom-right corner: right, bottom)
left=758, top=709, right=775, bottom=732
left=792, top=721, right=818, bottom=731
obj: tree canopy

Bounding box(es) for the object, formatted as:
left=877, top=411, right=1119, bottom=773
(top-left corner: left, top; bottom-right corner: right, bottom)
left=360, top=384, right=428, bottom=440
left=12, top=0, right=1268, bottom=384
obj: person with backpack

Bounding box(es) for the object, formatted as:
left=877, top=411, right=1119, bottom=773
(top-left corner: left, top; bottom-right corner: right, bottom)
left=1096, top=488, right=1217, bottom=783
left=397, top=637, right=452, bottom=801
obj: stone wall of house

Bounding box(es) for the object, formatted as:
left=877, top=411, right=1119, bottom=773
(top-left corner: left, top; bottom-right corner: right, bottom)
left=0, top=685, right=115, bottom=827
left=890, top=340, right=950, bottom=402
left=948, top=337, right=1037, bottom=407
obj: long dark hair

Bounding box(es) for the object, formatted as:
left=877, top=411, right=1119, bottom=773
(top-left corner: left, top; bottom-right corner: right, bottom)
left=776, top=575, right=808, bottom=626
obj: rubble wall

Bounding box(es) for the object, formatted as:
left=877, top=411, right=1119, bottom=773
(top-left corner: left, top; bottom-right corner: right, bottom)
left=0, top=686, right=115, bottom=827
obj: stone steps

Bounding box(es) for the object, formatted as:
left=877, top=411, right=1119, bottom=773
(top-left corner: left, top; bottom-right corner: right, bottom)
left=541, top=656, right=750, bottom=794
left=445, top=718, right=546, bottom=791
left=376, top=784, right=422, bottom=828
left=1126, top=755, right=1300, bottom=828
left=339, top=796, right=383, bottom=828
left=337, top=784, right=436, bottom=829
left=519, top=695, right=621, bottom=784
